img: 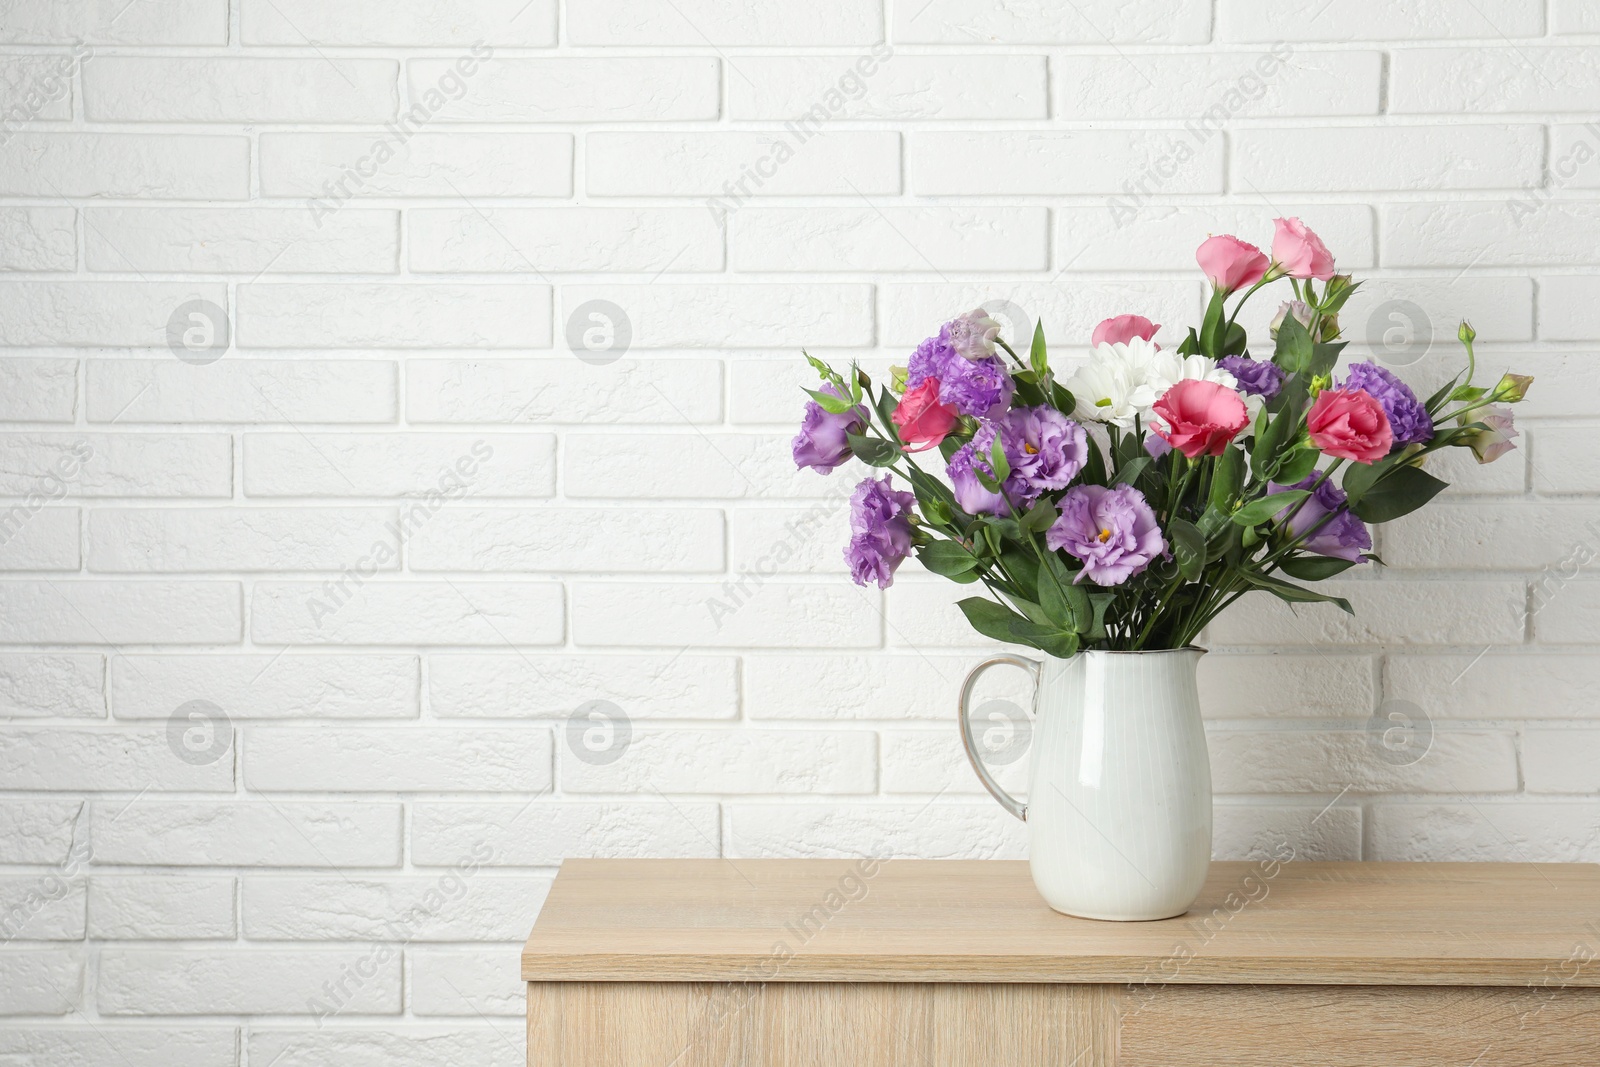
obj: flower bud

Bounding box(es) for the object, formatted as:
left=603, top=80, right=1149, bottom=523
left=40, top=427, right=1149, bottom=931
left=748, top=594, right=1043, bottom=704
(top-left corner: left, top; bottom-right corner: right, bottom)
left=1460, top=405, right=1518, bottom=464
left=1493, top=372, right=1533, bottom=403
left=888, top=364, right=909, bottom=394
left=1458, top=321, right=1476, bottom=345
left=1269, top=300, right=1313, bottom=339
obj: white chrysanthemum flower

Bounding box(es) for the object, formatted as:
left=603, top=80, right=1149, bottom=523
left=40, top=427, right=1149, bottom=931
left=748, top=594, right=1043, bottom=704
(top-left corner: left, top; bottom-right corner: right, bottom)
left=1063, top=339, right=1162, bottom=428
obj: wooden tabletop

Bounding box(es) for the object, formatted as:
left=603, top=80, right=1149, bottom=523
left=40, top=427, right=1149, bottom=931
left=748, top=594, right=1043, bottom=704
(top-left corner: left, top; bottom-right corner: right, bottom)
left=522, top=858, right=1600, bottom=986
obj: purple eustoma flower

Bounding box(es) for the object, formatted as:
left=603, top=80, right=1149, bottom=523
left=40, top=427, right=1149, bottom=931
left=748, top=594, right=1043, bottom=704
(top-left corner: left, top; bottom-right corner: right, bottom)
left=1046, top=484, right=1166, bottom=586
left=944, top=406, right=1088, bottom=517
left=844, top=475, right=917, bottom=589
left=946, top=442, right=1006, bottom=517
left=1218, top=355, right=1286, bottom=401
left=1269, top=474, right=1371, bottom=563
left=906, top=321, right=1014, bottom=418
left=1341, top=361, right=1432, bottom=447
left=791, top=386, right=868, bottom=474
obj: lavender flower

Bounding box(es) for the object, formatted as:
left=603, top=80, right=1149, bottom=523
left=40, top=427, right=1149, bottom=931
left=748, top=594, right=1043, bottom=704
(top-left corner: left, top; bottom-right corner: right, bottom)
left=1341, top=361, right=1432, bottom=447
left=906, top=322, right=1014, bottom=418
left=1269, top=474, right=1371, bottom=563
left=1046, top=484, right=1165, bottom=586
left=844, top=475, right=917, bottom=589
left=944, top=407, right=1088, bottom=517
left=1218, top=355, right=1286, bottom=400
left=791, top=386, right=867, bottom=474
left=946, top=441, right=1006, bottom=517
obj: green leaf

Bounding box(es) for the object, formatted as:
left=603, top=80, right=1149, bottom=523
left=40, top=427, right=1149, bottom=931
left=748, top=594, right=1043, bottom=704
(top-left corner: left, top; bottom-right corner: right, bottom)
left=1111, top=454, right=1152, bottom=489
left=1309, top=341, right=1345, bottom=378
left=1209, top=448, right=1246, bottom=512
left=1176, top=327, right=1201, bottom=357
left=846, top=432, right=900, bottom=468
left=1274, top=445, right=1320, bottom=483
left=1008, top=620, right=1080, bottom=659
left=1029, top=320, right=1049, bottom=379
left=1251, top=409, right=1292, bottom=481
left=1020, top=497, right=1057, bottom=535
left=1239, top=570, right=1354, bottom=614
left=1199, top=289, right=1228, bottom=358
left=1084, top=594, right=1114, bottom=642
left=805, top=387, right=855, bottom=415
left=1169, top=517, right=1205, bottom=582
left=917, top=540, right=980, bottom=577
left=1038, top=552, right=1090, bottom=633
left=1273, top=314, right=1314, bottom=375
left=1232, top=489, right=1308, bottom=527
left=957, top=597, right=1033, bottom=644
left=1348, top=464, right=1449, bottom=524
left=1278, top=554, right=1359, bottom=581
left=988, top=435, right=1011, bottom=483
left=873, top=386, right=899, bottom=435
left=907, top=467, right=956, bottom=527
left=1221, top=322, right=1249, bottom=357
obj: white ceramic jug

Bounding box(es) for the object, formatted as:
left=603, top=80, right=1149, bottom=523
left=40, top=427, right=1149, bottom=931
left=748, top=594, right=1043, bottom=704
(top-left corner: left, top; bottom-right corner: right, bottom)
left=959, top=648, right=1212, bottom=921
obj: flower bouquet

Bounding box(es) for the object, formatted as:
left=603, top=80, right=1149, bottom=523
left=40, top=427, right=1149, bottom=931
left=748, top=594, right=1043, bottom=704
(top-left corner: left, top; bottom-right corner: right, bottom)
left=792, top=218, right=1532, bottom=657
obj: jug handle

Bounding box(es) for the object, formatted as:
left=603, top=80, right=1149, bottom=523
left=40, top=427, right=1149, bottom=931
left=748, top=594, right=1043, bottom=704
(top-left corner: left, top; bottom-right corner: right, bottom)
left=958, top=654, right=1039, bottom=822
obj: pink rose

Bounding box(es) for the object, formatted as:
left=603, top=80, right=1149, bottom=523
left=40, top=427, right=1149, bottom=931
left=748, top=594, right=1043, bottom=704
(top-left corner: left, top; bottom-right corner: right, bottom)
left=1151, top=379, right=1250, bottom=458
left=1091, top=314, right=1161, bottom=347
left=891, top=378, right=959, bottom=452
left=1307, top=388, right=1393, bottom=464
left=1272, top=217, right=1335, bottom=281
left=1196, top=235, right=1270, bottom=292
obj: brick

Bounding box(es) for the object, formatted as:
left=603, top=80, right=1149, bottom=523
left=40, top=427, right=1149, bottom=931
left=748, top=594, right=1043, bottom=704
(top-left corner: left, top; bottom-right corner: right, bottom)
left=0, top=1, right=223, bottom=44
left=0, top=506, right=78, bottom=570
left=0, top=358, right=76, bottom=422
left=238, top=283, right=550, bottom=349
left=1057, top=204, right=1375, bottom=272
left=745, top=653, right=999, bottom=720
left=1199, top=652, right=1376, bottom=719
left=99, top=948, right=399, bottom=1015
left=1385, top=652, right=1600, bottom=719
left=1218, top=0, right=1542, bottom=41
left=564, top=728, right=876, bottom=794
left=0, top=282, right=229, bottom=347
left=0, top=582, right=240, bottom=645
left=572, top=582, right=879, bottom=649
left=1212, top=804, right=1362, bottom=862
left=0, top=951, right=80, bottom=1014
left=1056, top=49, right=1379, bottom=119
left=1369, top=802, right=1600, bottom=862
left=92, top=801, right=401, bottom=867
left=0, top=654, right=102, bottom=718
left=405, top=358, right=722, bottom=424
left=0, top=207, right=75, bottom=270
left=0, top=727, right=232, bottom=791
left=409, top=802, right=720, bottom=865
left=85, top=58, right=397, bottom=123
left=0, top=875, right=85, bottom=939
left=1531, top=581, right=1600, bottom=644
left=260, top=133, right=571, bottom=199
left=729, top=503, right=856, bottom=576
left=1383, top=201, right=1600, bottom=267
left=252, top=581, right=563, bottom=647
left=0, top=55, right=74, bottom=121
left=731, top=355, right=890, bottom=425
left=242, top=876, right=548, bottom=940
left=87, top=359, right=398, bottom=424
left=1249, top=275, right=1533, bottom=347
left=112, top=653, right=416, bottom=721
left=0, top=1029, right=237, bottom=1067
left=409, top=946, right=523, bottom=1016
left=731, top=55, right=1046, bottom=120
left=242, top=0, right=554, bottom=45
left=243, top=433, right=552, bottom=497
left=883, top=281, right=1201, bottom=348
left=1208, top=728, right=1518, bottom=794
left=887, top=581, right=1006, bottom=649
left=88, top=508, right=396, bottom=573
left=912, top=130, right=1223, bottom=195
left=1540, top=275, right=1600, bottom=340
left=0, top=801, right=83, bottom=864
left=88, top=876, right=236, bottom=940
left=587, top=132, right=898, bottom=197
left=409, top=508, right=724, bottom=573
left=1422, top=436, right=1526, bottom=496
left=1236, top=125, right=1541, bottom=192
left=881, top=728, right=1027, bottom=796
left=1524, top=729, right=1600, bottom=793
left=1554, top=0, right=1600, bottom=33
left=560, top=284, right=872, bottom=349
left=0, top=134, right=247, bottom=199
left=408, top=207, right=721, bottom=273
left=1531, top=425, right=1600, bottom=492
left=731, top=207, right=1047, bottom=272
left=897, top=0, right=1209, bottom=43
left=570, top=0, right=883, bottom=45
left=1384, top=503, right=1600, bottom=570
left=248, top=1029, right=520, bottom=1067
left=411, top=57, right=717, bottom=121
left=1206, top=580, right=1527, bottom=646
left=1549, top=125, right=1600, bottom=188
left=428, top=653, right=738, bottom=720
left=0, top=433, right=231, bottom=498
left=247, top=727, right=550, bottom=792
left=728, top=802, right=1026, bottom=859
left=85, top=208, right=398, bottom=274
left=1393, top=48, right=1600, bottom=113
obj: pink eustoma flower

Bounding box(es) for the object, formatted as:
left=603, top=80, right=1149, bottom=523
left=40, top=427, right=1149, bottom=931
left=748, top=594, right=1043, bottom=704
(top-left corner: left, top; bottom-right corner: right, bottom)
left=1091, top=314, right=1161, bottom=348
left=1271, top=217, right=1336, bottom=281
left=1196, top=234, right=1270, bottom=292
left=1151, top=379, right=1251, bottom=458
left=891, top=378, right=959, bottom=452
left=1307, top=388, right=1393, bottom=464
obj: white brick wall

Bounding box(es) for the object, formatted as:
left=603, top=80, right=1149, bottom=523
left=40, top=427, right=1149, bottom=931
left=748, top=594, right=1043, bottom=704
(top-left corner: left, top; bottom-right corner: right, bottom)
left=2, top=2, right=1598, bottom=1061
